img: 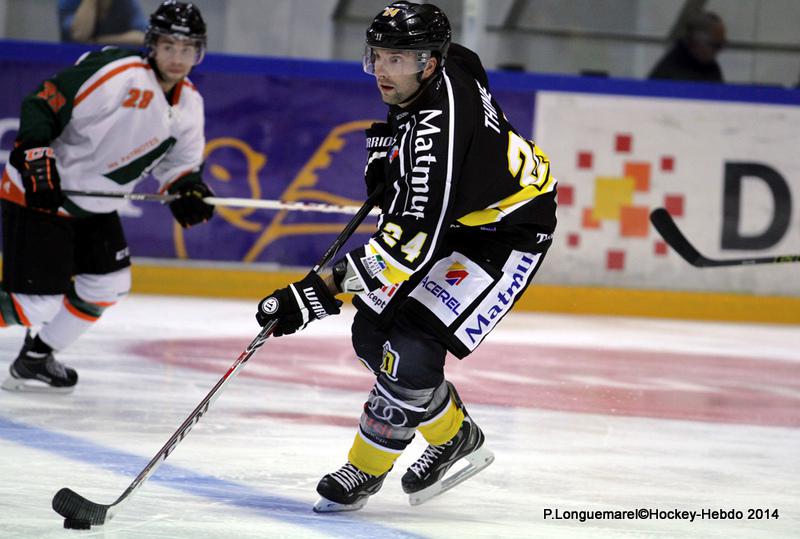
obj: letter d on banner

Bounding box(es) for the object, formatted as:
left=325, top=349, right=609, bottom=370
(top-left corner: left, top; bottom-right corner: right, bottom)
left=722, top=162, right=792, bottom=250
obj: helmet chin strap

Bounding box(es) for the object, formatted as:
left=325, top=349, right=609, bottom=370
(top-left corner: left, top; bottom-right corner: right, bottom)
left=400, top=68, right=441, bottom=106
left=400, top=55, right=443, bottom=106
left=416, top=52, right=444, bottom=83
left=147, top=56, right=166, bottom=82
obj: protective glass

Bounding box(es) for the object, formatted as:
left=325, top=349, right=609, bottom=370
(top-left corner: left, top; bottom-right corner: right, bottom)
left=363, top=46, right=431, bottom=76
left=151, top=30, right=206, bottom=65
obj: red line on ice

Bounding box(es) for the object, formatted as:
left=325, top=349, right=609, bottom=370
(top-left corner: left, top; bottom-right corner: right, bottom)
left=131, top=337, right=800, bottom=428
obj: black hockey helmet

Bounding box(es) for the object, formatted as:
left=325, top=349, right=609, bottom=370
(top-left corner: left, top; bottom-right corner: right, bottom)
left=364, top=2, right=451, bottom=75
left=145, top=1, right=207, bottom=65
left=366, top=2, right=451, bottom=54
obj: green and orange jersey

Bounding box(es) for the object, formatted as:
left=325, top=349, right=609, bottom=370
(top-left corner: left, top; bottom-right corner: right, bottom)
left=2, top=47, right=204, bottom=216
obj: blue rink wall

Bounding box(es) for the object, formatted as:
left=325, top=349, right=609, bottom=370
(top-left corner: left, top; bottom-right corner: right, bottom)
left=1, top=40, right=799, bottom=323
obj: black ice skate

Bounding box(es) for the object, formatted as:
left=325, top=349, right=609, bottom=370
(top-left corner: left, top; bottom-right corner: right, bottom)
left=1, top=331, right=78, bottom=393
left=313, top=462, right=390, bottom=513
left=402, top=385, right=494, bottom=505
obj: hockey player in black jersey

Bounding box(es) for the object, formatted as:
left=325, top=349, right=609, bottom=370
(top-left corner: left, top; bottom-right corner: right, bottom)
left=256, top=2, right=557, bottom=512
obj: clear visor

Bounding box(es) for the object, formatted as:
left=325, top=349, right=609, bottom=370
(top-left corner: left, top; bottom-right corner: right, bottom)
left=150, top=30, right=206, bottom=66
left=363, top=46, right=431, bottom=76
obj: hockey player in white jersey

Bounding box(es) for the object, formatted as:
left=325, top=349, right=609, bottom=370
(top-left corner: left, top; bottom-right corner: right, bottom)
left=1, top=1, right=214, bottom=393
left=256, top=2, right=557, bottom=512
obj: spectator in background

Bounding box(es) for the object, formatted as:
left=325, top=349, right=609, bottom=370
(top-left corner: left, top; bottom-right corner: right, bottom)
left=59, top=0, right=147, bottom=46
left=649, top=10, right=726, bottom=83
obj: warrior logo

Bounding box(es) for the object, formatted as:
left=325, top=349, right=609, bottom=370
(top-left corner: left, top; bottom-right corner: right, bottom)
left=302, top=287, right=328, bottom=319
left=260, top=296, right=279, bottom=315
left=367, top=136, right=394, bottom=149
left=444, top=263, right=469, bottom=286
left=115, top=247, right=130, bottom=261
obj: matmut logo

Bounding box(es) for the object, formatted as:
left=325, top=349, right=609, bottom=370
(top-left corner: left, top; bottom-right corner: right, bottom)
left=444, top=263, right=469, bottom=286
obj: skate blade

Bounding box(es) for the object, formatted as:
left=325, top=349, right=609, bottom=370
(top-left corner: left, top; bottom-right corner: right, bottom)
left=409, top=445, right=495, bottom=506
left=312, top=495, right=369, bottom=513
left=1, top=375, right=75, bottom=394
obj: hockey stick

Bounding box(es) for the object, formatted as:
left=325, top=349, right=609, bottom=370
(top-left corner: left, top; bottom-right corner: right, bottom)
left=650, top=208, right=800, bottom=267
left=52, top=186, right=384, bottom=529
left=62, top=189, right=381, bottom=216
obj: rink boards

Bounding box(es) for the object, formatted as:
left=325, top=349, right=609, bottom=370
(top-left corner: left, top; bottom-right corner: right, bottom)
left=0, top=40, right=798, bottom=323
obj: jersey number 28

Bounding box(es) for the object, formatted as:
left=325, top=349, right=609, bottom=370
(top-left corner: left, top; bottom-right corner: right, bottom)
left=122, top=88, right=154, bottom=109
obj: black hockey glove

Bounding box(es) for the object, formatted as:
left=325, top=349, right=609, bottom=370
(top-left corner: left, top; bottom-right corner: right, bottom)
left=256, top=272, right=342, bottom=337
left=9, top=145, right=63, bottom=212
left=364, top=122, right=393, bottom=198
left=168, top=178, right=215, bottom=228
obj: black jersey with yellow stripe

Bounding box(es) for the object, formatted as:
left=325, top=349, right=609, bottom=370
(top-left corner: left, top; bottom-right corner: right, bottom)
left=345, top=43, right=557, bottom=313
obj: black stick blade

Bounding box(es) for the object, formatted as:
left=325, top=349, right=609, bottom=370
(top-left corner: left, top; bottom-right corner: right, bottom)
left=650, top=208, right=800, bottom=267
left=649, top=208, right=710, bottom=267
left=52, top=488, right=110, bottom=526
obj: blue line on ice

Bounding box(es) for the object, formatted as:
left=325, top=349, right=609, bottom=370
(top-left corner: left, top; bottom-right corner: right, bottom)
left=0, top=416, right=427, bottom=538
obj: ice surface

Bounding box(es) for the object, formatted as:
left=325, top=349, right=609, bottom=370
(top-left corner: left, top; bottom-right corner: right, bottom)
left=0, top=295, right=798, bottom=538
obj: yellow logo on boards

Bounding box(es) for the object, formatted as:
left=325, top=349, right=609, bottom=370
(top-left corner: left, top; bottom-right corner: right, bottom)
left=176, top=121, right=377, bottom=262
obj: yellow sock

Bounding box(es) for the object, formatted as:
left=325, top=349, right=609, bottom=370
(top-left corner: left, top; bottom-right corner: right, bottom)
left=348, top=430, right=403, bottom=476
left=417, top=398, right=465, bottom=446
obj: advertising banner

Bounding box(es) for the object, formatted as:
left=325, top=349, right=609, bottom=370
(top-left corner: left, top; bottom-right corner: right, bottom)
left=535, top=92, right=800, bottom=296
left=1, top=41, right=798, bottom=297
left=0, top=43, right=533, bottom=269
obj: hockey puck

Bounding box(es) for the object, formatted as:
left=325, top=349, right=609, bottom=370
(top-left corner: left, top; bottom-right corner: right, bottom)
left=63, top=518, right=91, bottom=530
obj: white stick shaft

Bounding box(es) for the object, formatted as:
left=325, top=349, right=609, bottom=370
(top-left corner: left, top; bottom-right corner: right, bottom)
left=203, top=196, right=381, bottom=216
left=63, top=189, right=380, bottom=216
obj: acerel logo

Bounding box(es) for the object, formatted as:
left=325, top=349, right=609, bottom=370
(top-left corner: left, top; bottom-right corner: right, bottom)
left=420, top=276, right=462, bottom=315
left=444, top=263, right=468, bottom=286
